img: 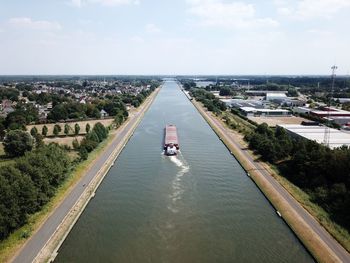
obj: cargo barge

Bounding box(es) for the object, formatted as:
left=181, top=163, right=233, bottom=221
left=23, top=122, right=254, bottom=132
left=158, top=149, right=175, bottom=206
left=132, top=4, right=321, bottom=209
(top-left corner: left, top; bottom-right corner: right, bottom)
left=164, top=125, right=179, bottom=156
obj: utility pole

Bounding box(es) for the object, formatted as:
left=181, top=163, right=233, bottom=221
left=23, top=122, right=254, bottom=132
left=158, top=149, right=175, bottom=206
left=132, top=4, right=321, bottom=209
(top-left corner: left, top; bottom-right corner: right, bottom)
left=323, top=65, right=337, bottom=147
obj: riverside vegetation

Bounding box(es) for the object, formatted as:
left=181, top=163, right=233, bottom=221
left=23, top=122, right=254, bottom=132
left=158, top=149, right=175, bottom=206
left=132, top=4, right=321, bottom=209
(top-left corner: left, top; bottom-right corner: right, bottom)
left=0, top=122, right=109, bottom=241
left=189, top=87, right=350, bottom=250
left=0, top=84, right=157, bottom=252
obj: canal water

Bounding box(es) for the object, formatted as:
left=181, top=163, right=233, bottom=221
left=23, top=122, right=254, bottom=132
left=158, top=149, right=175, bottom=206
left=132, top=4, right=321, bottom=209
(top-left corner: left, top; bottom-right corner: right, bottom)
left=55, top=81, right=313, bottom=263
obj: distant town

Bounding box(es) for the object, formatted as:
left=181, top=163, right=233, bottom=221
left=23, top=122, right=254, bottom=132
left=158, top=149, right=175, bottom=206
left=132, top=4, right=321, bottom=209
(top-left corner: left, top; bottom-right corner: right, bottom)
left=0, top=76, right=160, bottom=139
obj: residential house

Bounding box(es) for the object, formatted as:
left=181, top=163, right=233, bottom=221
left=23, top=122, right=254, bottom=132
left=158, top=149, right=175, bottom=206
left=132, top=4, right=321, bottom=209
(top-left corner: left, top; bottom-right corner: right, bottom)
left=100, top=109, right=109, bottom=118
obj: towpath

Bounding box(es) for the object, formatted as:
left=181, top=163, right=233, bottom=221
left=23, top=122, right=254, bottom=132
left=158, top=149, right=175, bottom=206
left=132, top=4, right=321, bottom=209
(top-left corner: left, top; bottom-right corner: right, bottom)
left=11, top=89, right=159, bottom=263
left=193, top=99, right=350, bottom=263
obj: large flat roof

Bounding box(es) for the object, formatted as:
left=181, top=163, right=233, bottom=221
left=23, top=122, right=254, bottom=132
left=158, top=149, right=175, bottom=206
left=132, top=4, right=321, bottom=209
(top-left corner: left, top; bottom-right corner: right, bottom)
left=220, top=99, right=265, bottom=109
left=246, top=90, right=288, bottom=94
left=241, top=107, right=290, bottom=113
left=278, top=124, right=350, bottom=149
left=266, top=93, right=287, bottom=97
left=311, top=110, right=350, bottom=116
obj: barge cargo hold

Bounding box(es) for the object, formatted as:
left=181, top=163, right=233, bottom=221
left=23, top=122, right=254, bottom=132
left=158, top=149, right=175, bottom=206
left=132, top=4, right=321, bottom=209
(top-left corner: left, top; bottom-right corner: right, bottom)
left=164, top=125, right=179, bottom=156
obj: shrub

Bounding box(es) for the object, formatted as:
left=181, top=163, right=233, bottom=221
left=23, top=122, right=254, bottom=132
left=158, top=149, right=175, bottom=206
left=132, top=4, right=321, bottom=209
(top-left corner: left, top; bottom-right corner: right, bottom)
left=3, top=130, right=33, bottom=157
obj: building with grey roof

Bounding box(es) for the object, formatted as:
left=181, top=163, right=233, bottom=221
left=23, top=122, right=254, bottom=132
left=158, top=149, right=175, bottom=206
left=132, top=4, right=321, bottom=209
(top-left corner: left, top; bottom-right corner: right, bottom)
left=278, top=124, right=350, bottom=149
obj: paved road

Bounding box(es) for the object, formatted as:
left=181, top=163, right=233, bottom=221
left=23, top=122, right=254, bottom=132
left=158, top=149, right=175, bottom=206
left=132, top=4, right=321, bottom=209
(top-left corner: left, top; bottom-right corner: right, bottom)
left=194, top=101, right=350, bottom=263
left=11, top=92, right=158, bottom=263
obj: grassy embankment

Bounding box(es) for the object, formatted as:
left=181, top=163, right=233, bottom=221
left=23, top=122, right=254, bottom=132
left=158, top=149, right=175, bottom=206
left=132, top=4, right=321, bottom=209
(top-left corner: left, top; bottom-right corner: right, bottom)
left=0, top=131, right=116, bottom=263
left=192, top=100, right=347, bottom=262
left=223, top=110, right=350, bottom=253
left=218, top=106, right=350, bottom=253
left=36, top=87, right=161, bottom=263
left=267, top=164, right=350, bottom=252
left=0, top=88, right=159, bottom=262
left=197, top=100, right=350, bottom=253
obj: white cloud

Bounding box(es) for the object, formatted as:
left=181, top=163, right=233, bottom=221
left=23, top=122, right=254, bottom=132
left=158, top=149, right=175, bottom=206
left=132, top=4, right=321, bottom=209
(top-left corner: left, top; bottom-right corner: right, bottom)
left=8, top=17, right=62, bottom=31
left=78, top=19, right=93, bottom=25
left=276, top=0, right=350, bottom=20
left=71, top=0, right=139, bottom=7
left=92, top=0, right=139, bottom=6
left=130, top=35, right=144, bottom=43
left=277, top=7, right=292, bottom=16
left=70, top=0, right=82, bottom=7
left=145, top=23, right=161, bottom=33
left=307, top=29, right=333, bottom=37
left=187, top=0, right=278, bottom=29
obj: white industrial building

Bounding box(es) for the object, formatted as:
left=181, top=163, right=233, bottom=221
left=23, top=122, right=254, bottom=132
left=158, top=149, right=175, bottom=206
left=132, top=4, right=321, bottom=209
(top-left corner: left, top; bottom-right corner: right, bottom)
left=245, top=90, right=288, bottom=96
left=337, top=98, right=350, bottom=103
left=265, top=93, right=288, bottom=103
left=292, top=106, right=312, bottom=114
left=323, top=117, right=350, bottom=126
left=278, top=124, right=350, bottom=149
left=240, top=107, right=291, bottom=117
left=221, top=99, right=265, bottom=109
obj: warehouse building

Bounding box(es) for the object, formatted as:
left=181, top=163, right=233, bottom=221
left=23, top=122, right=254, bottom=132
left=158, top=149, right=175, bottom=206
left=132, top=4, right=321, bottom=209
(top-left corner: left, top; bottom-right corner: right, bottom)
left=278, top=124, right=350, bottom=149
left=240, top=107, right=291, bottom=117
left=220, top=99, right=265, bottom=109
left=323, top=117, right=350, bottom=126
left=310, top=108, right=350, bottom=118
left=292, top=106, right=313, bottom=114
left=265, top=93, right=288, bottom=103
left=245, top=90, right=288, bottom=96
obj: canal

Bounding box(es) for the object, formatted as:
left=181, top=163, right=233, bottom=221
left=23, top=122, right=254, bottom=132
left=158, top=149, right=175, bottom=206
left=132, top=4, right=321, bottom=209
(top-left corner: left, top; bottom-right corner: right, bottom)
left=55, top=80, right=313, bottom=263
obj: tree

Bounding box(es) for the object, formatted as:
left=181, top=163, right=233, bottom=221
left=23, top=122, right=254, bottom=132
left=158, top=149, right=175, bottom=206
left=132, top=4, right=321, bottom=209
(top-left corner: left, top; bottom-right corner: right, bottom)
left=72, top=138, right=80, bottom=150
left=0, top=87, right=20, bottom=101
left=114, top=114, right=124, bottom=127
left=5, top=104, right=39, bottom=130
left=0, top=138, right=72, bottom=241
left=4, top=111, right=27, bottom=130
left=86, top=104, right=100, bottom=118
left=30, top=127, right=38, bottom=137
left=64, top=124, right=70, bottom=136
left=85, top=123, right=91, bottom=133
left=53, top=124, right=61, bottom=137
left=47, top=104, right=68, bottom=121
left=3, top=130, right=33, bottom=157
left=287, top=88, right=298, bottom=97
left=33, top=133, right=44, bottom=148
left=78, top=147, right=88, bottom=160
left=74, top=123, right=80, bottom=135
left=42, top=125, right=48, bottom=137
left=86, top=130, right=100, bottom=143
left=256, top=123, right=273, bottom=137
left=92, top=122, right=108, bottom=142
left=0, top=117, right=6, bottom=140
left=219, top=87, right=232, bottom=96
left=15, top=144, right=71, bottom=205
left=132, top=99, right=140, bottom=107
left=0, top=165, right=37, bottom=240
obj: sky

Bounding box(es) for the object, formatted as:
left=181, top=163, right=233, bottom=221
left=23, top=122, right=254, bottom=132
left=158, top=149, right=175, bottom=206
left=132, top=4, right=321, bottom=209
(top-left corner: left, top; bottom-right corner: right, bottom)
left=0, top=0, right=350, bottom=75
